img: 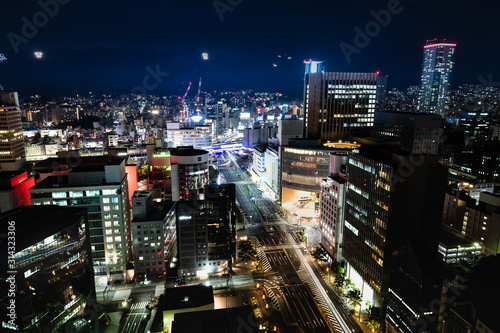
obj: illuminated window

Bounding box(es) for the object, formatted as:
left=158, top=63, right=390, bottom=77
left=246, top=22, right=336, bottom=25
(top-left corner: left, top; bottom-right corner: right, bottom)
left=69, top=191, right=84, bottom=198
left=86, top=190, right=100, bottom=196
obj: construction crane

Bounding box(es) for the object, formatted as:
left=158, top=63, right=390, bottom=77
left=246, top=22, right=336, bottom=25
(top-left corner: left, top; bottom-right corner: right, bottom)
left=195, top=77, right=202, bottom=117
left=179, top=82, right=192, bottom=122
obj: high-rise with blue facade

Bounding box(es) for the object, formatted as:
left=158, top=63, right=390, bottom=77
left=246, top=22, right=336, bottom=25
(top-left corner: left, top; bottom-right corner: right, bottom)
left=417, top=39, right=456, bottom=116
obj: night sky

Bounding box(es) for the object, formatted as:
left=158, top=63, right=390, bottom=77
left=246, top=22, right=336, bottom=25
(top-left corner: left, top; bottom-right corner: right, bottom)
left=1, top=0, right=499, bottom=98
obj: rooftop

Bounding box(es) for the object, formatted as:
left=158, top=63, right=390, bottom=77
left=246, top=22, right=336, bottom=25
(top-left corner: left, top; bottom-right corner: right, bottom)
left=440, top=225, right=480, bottom=248
left=164, top=285, right=214, bottom=311
left=0, top=205, right=87, bottom=251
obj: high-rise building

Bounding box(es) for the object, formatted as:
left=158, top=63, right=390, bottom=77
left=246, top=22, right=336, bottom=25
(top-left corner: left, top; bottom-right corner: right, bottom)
left=29, top=156, right=133, bottom=285
left=417, top=39, right=456, bottom=116
left=319, top=155, right=348, bottom=263
left=385, top=240, right=445, bottom=333
left=342, top=146, right=447, bottom=306
left=176, top=184, right=236, bottom=278
left=303, top=61, right=378, bottom=141
left=131, top=191, right=177, bottom=279
left=374, top=111, right=442, bottom=155
left=0, top=91, right=25, bottom=170
left=0, top=206, right=99, bottom=332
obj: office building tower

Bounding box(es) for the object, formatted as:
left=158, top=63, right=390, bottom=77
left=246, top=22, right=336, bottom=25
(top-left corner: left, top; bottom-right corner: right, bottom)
left=176, top=184, right=236, bottom=278
left=385, top=240, right=445, bottom=333
left=131, top=191, right=177, bottom=278
left=342, top=147, right=447, bottom=306
left=0, top=206, right=99, bottom=332
left=376, top=75, right=388, bottom=103
left=417, top=39, right=456, bottom=115
left=374, top=111, right=442, bottom=154
left=29, top=156, right=133, bottom=285
left=170, top=147, right=209, bottom=201
left=303, top=61, right=378, bottom=141
left=319, top=154, right=348, bottom=262
left=0, top=91, right=25, bottom=170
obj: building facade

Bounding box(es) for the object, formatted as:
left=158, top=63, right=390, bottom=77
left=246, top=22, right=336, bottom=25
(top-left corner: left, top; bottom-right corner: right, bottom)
left=170, top=147, right=210, bottom=201
left=131, top=191, right=177, bottom=278
left=176, top=184, right=236, bottom=278
left=0, top=206, right=98, bottom=332
left=342, top=147, right=447, bottom=306
left=30, top=157, right=132, bottom=285
left=417, top=39, right=456, bottom=115
left=374, top=111, right=442, bottom=154
left=0, top=91, right=25, bottom=170
left=303, top=62, right=378, bottom=141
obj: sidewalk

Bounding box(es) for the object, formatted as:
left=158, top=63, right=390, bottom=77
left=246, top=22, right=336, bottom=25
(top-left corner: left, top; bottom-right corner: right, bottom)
left=312, top=259, right=375, bottom=333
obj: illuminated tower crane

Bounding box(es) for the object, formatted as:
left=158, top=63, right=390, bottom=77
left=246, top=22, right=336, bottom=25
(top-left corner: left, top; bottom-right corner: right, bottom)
left=195, top=77, right=202, bottom=117
left=180, top=82, right=192, bottom=122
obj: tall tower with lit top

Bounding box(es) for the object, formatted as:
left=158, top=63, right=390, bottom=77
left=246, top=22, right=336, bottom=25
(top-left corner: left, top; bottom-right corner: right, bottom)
left=417, top=39, right=456, bottom=116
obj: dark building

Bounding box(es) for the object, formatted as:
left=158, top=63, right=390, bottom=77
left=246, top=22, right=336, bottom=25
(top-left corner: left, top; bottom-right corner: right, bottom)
left=442, top=255, right=500, bottom=333
left=342, top=146, right=447, bottom=306
left=385, top=240, right=446, bottom=333
left=172, top=306, right=259, bottom=333
left=176, top=184, right=236, bottom=277
left=453, top=141, right=500, bottom=182
left=374, top=111, right=442, bottom=155
left=0, top=206, right=98, bottom=332
left=303, top=61, right=378, bottom=141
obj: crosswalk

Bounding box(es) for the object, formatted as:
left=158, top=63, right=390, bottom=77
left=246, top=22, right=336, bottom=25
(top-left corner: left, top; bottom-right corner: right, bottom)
left=129, top=302, right=149, bottom=310
left=297, top=268, right=343, bottom=332
left=251, top=236, right=272, bottom=272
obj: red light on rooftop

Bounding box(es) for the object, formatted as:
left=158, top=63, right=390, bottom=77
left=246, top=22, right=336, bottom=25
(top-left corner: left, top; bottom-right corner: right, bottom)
left=376, top=71, right=380, bottom=75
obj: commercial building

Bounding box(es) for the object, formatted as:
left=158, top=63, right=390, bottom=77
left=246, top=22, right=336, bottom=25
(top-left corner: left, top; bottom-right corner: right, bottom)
left=280, top=139, right=359, bottom=220
left=342, top=146, right=447, bottom=306
left=29, top=156, right=133, bottom=285
left=417, top=39, right=456, bottom=115
left=303, top=61, right=378, bottom=141
left=374, top=111, right=442, bottom=154
left=165, top=123, right=212, bottom=150
left=0, top=91, right=25, bottom=171
left=131, top=191, right=177, bottom=279
left=319, top=166, right=346, bottom=263
left=170, top=147, right=210, bottom=201
left=385, top=240, right=445, bottom=333
left=453, top=141, right=500, bottom=182
left=176, top=184, right=236, bottom=278
left=0, top=206, right=98, bottom=332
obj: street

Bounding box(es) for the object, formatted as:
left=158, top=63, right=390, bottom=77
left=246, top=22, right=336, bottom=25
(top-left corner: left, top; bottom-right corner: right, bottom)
left=220, top=151, right=360, bottom=333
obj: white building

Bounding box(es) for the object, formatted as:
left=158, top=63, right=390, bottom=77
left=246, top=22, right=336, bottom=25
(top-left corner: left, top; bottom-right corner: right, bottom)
left=166, top=122, right=212, bottom=150
left=30, top=157, right=133, bottom=285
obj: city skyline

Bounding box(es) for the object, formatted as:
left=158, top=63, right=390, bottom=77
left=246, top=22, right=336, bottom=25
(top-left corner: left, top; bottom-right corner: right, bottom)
left=0, top=0, right=499, bottom=97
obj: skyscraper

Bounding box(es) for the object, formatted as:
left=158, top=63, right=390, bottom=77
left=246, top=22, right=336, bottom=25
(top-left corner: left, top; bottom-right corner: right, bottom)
left=303, top=61, right=378, bottom=141
left=0, top=91, right=25, bottom=170
left=417, top=39, right=456, bottom=116
left=342, top=146, right=447, bottom=306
